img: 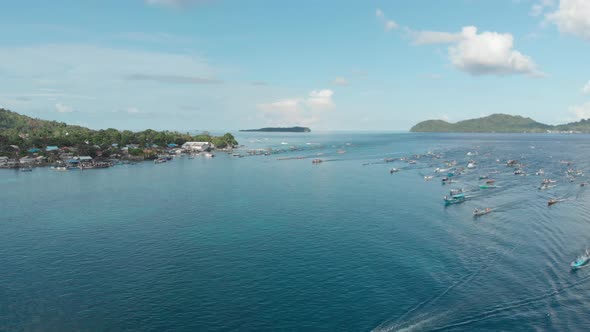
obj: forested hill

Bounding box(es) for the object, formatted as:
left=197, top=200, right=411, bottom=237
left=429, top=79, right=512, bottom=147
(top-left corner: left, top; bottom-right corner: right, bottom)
left=410, top=114, right=590, bottom=133
left=240, top=126, right=311, bottom=133
left=0, top=108, right=238, bottom=151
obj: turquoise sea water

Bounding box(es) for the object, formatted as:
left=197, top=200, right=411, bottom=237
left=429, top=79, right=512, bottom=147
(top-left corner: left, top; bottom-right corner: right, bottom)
left=3, top=132, right=590, bottom=331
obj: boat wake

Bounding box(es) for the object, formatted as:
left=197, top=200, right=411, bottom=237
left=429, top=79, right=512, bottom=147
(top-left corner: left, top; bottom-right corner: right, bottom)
left=373, top=242, right=521, bottom=332
left=425, top=272, right=590, bottom=331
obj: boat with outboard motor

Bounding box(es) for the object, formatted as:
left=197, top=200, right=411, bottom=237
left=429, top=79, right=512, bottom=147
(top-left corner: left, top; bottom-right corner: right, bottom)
left=571, top=250, right=590, bottom=270
left=449, top=188, right=464, bottom=196
left=479, top=184, right=497, bottom=189
left=539, top=184, right=556, bottom=190
left=444, top=193, right=465, bottom=205
left=473, top=208, right=492, bottom=217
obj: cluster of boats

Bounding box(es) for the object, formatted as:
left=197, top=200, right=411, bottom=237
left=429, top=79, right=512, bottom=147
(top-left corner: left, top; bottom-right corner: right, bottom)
left=379, top=148, right=590, bottom=271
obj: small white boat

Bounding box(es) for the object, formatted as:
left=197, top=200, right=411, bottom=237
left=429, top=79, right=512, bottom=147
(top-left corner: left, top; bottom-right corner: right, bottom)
left=571, top=250, right=590, bottom=270
left=473, top=208, right=492, bottom=217
left=205, top=153, right=215, bottom=158
left=52, top=166, right=68, bottom=172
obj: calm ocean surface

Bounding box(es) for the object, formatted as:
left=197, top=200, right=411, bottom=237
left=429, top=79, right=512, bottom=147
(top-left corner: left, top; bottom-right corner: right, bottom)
left=3, top=132, right=590, bottom=331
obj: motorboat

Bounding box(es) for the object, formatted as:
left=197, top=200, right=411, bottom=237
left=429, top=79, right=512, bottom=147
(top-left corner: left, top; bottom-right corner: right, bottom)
left=444, top=193, right=465, bottom=205
left=473, top=208, right=492, bottom=217
left=539, top=184, right=555, bottom=190
left=479, top=184, right=496, bottom=189
left=389, top=167, right=399, bottom=173
left=450, top=188, right=464, bottom=196
left=571, top=250, right=590, bottom=270
left=51, top=166, right=68, bottom=171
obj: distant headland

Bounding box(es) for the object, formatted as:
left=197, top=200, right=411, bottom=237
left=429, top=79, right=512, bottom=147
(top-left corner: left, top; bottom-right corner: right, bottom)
left=0, top=108, right=238, bottom=168
left=240, top=126, right=311, bottom=133
left=410, top=114, right=590, bottom=133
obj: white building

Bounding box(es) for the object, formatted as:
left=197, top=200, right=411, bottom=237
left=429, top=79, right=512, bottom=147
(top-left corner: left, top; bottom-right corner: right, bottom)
left=182, top=142, right=213, bottom=152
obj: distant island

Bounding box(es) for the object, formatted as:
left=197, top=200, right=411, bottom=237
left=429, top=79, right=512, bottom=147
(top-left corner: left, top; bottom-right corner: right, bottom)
left=410, top=114, right=590, bottom=133
left=240, top=126, right=311, bottom=133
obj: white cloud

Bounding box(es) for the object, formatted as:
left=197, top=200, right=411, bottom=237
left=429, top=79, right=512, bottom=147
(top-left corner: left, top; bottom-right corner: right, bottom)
left=55, top=103, right=74, bottom=113
left=0, top=44, right=220, bottom=129
left=308, top=89, right=335, bottom=108
left=126, top=73, right=222, bottom=84
left=127, top=107, right=140, bottom=114
left=385, top=20, right=398, bottom=31
left=450, top=26, right=541, bottom=77
left=570, top=102, right=590, bottom=120
left=257, top=89, right=335, bottom=126
left=583, top=81, right=590, bottom=94
left=530, top=0, right=555, bottom=16
left=546, top=0, right=590, bottom=41
left=331, top=77, right=349, bottom=86
left=410, top=30, right=463, bottom=45
left=375, top=8, right=398, bottom=31
left=376, top=8, right=384, bottom=18
left=425, top=74, right=444, bottom=80
left=409, top=26, right=541, bottom=77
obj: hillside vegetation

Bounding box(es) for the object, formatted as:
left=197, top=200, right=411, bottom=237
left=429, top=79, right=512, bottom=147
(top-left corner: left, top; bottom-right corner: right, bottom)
left=0, top=108, right=238, bottom=155
left=410, top=114, right=586, bottom=133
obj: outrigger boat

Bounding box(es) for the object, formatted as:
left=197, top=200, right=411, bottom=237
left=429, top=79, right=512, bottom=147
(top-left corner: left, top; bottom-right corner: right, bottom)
left=450, top=188, right=464, bottom=196
left=473, top=208, right=492, bottom=217
left=479, top=184, right=497, bottom=189
left=571, top=250, right=590, bottom=270
left=539, top=184, right=556, bottom=190
left=444, top=193, right=466, bottom=205
left=442, top=177, right=456, bottom=184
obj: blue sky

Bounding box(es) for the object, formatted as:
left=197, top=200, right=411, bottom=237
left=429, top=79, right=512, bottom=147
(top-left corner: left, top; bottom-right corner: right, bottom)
left=0, top=0, right=589, bottom=131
